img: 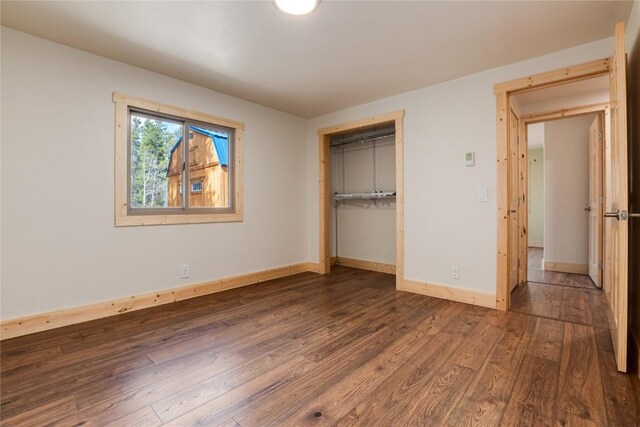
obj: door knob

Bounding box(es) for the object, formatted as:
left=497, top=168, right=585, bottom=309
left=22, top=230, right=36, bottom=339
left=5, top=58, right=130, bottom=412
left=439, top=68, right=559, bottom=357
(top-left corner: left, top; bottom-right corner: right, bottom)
left=605, top=210, right=628, bottom=220
left=510, top=209, right=517, bottom=213
left=584, top=207, right=591, bottom=212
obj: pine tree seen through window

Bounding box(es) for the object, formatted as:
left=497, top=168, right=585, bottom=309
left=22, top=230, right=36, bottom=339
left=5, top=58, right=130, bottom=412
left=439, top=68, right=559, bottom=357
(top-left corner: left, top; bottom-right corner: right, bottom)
left=130, top=113, right=182, bottom=208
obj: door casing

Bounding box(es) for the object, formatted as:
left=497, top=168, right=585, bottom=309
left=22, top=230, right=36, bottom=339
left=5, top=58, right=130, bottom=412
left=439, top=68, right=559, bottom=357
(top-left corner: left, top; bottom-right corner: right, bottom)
left=494, top=60, right=611, bottom=311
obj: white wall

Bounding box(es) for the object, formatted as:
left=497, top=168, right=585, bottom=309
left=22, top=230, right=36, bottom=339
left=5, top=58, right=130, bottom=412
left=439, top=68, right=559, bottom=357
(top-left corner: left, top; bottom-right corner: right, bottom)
left=306, top=38, right=613, bottom=294
left=528, top=148, right=544, bottom=247
left=519, top=90, right=609, bottom=115
left=543, top=115, right=595, bottom=266
left=0, top=28, right=308, bottom=320
left=330, top=136, right=395, bottom=264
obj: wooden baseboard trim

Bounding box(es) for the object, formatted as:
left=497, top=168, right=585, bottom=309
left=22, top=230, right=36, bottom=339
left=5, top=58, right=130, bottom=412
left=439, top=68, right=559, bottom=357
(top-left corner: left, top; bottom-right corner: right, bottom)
left=305, top=262, right=322, bottom=274
left=543, top=261, right=589, bottom=275
left=332, top=256, right=396, bottom=274
left=400, top=278, right=496, bottom=309
left=0, top=262, right=312, bottom=341
left=528, top=241, right=544, bottom=248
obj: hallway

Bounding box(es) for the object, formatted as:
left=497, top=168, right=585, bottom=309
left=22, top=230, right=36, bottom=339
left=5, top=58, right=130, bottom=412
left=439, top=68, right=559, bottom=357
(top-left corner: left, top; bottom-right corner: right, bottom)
left=511, top=248, right=609, bottom=328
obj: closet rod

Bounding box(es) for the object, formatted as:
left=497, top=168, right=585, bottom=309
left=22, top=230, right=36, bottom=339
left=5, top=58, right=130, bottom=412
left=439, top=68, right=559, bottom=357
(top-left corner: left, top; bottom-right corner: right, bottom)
left=330, top=132, right=395, bottom=149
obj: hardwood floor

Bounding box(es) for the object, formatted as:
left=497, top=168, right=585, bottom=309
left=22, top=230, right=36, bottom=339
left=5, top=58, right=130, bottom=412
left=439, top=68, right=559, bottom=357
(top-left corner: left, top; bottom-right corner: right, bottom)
left=511, top=282, right=610, bottom=328
left=527, top=247, right=596, bottom=289
left=1, top=266, right=639, bottom=426
left=515, top=247, right=608, bottom=328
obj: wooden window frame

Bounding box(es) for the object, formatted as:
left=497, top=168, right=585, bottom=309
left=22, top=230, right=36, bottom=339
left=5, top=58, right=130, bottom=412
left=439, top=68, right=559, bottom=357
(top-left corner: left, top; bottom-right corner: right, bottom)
left=114, top=92, right=244, bottom=226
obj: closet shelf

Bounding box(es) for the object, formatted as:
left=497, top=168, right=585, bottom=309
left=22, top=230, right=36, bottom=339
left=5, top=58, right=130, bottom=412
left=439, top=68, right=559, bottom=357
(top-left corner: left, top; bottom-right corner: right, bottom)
left=333, top=191, right=396, bottom=200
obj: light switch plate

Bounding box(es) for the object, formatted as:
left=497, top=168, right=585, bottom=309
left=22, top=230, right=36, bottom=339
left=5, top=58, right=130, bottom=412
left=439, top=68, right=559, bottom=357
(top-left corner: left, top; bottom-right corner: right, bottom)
left=477, top=187, right=488, bottom=202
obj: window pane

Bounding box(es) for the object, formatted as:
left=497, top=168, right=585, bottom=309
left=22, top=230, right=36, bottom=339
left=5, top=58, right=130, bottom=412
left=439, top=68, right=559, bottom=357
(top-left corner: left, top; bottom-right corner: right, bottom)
left=130, top=112, right=183, bottom=208
left=186, top=124, right=231, bottom=208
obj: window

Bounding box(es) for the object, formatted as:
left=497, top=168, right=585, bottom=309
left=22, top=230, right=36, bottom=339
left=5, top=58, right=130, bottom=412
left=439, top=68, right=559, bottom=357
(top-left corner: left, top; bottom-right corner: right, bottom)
left=191, top=181, right=203, bottom=193
left=114, top=93, right=244, bottom=226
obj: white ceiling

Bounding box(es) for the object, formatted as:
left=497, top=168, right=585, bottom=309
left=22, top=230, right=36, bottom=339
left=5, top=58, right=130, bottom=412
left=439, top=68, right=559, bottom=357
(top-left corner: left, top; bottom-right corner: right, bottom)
left=0, top=1, right=633, bottom=118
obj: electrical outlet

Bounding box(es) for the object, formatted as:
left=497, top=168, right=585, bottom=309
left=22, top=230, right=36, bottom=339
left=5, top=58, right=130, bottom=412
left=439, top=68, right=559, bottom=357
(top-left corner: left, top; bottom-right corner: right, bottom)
left=180, top=264, right=190, bottom=279
left=451, top=265, right=460, bottom=280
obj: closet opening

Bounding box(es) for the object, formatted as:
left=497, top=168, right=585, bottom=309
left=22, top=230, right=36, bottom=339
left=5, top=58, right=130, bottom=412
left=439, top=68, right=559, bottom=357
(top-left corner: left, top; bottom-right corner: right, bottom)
left=331, top=125, right=396, bottom=274
left=317, top=111, right=404, bottom=289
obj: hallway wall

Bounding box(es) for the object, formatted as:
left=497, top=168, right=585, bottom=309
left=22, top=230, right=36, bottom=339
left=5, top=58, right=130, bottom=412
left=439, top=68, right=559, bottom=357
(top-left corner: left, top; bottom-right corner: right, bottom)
left=543, top=115, right=595, bottom=268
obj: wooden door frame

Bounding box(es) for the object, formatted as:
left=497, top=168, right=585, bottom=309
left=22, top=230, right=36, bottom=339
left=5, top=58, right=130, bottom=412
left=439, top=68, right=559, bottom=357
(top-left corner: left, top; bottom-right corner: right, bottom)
left=588, top=112, right=606, bottom=289
left=507, top=105, right=523, bottom=293
left=317, top=111, right=405, bottom=289
left=494, top=58, right=611, bottom=311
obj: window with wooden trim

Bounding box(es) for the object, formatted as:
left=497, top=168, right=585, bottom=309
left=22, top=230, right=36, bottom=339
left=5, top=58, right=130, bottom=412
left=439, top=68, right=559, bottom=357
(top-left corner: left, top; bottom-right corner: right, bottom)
left=114, top=93, right=244, bottom=226
left=190, top=181, right=203, bottom=194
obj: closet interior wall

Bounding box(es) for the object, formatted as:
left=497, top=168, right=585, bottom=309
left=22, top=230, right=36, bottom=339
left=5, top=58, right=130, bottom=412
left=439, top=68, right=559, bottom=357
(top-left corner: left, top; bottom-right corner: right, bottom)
left=330, top=131, right=396, bottom=266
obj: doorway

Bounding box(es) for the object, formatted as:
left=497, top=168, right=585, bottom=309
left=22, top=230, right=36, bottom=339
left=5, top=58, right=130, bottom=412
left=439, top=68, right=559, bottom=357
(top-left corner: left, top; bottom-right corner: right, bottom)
left=494, top=21, right=629, bottom=373
left=317, top=111, right=404, bottom=288
left=510, top=111, right=609, bottom=328
left=523, top=107, right=607, bottom=286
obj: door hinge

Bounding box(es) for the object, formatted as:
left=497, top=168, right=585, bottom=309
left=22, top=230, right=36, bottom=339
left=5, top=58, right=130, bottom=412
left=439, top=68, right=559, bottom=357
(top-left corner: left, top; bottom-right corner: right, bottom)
left=598, top=196, right=603, bottom=204
left=598, top=131, right=603, bottom=140
left=182, top=161, right=186, bottom=171
left=518, top=259, right=521, bottom=268
left=598, top=261, right=603, bottom=269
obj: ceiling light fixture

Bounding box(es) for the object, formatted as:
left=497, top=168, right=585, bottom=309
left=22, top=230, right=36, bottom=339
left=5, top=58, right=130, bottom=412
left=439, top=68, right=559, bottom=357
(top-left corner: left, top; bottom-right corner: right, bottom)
left=274, top=0, right=319, bottom=16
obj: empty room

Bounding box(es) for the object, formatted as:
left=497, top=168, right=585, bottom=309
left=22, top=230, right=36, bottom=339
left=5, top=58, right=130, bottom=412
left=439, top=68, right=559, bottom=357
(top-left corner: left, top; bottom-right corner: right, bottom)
left=1, top=1, right=640, bottom=426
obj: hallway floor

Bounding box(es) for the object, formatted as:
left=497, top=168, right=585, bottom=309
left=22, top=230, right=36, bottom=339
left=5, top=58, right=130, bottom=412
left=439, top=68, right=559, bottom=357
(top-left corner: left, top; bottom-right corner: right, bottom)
left=526, top=248, right=598, bottom=289
left=511, top=248, right=609, bottom=328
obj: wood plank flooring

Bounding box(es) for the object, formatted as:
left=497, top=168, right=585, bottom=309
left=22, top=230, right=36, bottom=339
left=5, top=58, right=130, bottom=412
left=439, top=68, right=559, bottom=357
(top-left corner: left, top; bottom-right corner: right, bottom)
left=511, top=281, right=610, bottom=327
left=515, top=247, right=609, bottom=328
left=527, top=247, right=597, bottom=289
left=1, top=266, right=639, bottom=426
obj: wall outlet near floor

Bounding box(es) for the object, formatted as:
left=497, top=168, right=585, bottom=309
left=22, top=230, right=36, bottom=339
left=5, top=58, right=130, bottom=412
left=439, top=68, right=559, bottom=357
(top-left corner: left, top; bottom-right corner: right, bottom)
left=451, top=265, right=460, bottom=280
left=180, top=264, right=190, bottom=279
